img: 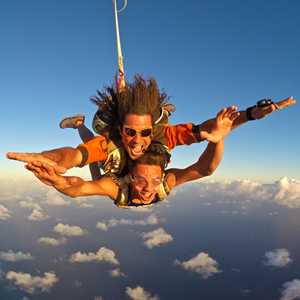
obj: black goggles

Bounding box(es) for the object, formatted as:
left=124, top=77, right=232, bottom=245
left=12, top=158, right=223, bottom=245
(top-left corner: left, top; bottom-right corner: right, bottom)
left=123, top=127, right=153, bottom=137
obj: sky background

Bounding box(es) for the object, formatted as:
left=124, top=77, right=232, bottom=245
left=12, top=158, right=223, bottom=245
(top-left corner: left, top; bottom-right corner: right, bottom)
left=1, top=1, right=300, bottom=299
left=1, top=0, right=299, bottom=181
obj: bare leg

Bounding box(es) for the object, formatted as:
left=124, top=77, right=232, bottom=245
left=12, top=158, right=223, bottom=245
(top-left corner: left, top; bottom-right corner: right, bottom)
left=59, top=115, right=102, bottom=180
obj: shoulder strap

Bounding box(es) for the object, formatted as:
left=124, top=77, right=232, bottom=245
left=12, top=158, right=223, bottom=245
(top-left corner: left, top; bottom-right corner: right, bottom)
left=157, top=174, right=172, bottom=201
left=114, top=174, right=132, bottom=207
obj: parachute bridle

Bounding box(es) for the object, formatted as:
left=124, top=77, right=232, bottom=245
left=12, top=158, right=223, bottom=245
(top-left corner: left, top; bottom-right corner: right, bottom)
left=113, top=0, right=127, bottom=91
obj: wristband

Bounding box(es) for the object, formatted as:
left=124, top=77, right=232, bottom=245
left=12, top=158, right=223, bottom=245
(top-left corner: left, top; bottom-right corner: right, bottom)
left=257, top=98, right=272, bottom=107
left=246, top=105, right=256, bottom=121
left=76, top=146, right=88, bottom=168
left=192, top=124, right=205, bottom=142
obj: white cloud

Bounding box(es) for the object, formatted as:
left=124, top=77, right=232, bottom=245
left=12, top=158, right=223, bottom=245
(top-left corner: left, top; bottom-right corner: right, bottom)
left=19, top=200, right=42, bottom=211
left=126, top=286, right=159, bottom=300
left=109, top=268, right=125, bottom=278
left=69, top=247, right=119, bottom=265
left=175, top=252, right=221, bottom=279
left=46, top=190, right=69, bottom=207
left=280, top=279, right=300, bottom=300
left=97, top=214, right=161, bottom=231
left=0, top=250, right=34, bottom=262
left=6, top=271, right=58, bottom=294
left=0, top=204, right=11, bottom=220
left=53, top=223, right=86, bottom=236
left=28, top=209, right=49, bottom=222
left=263, top=248, right=292, bottom=268
left=142, top=228, right=173, bottom=249
left=274, top=177, right=300, bottom=208
left=38, top=237, right=67, bottom=247
left=96, top=222, right=108, bottom=231
left=178, top=177, right=300, bottom=208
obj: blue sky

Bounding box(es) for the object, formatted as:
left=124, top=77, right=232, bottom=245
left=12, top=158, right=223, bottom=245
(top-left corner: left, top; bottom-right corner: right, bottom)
left=1, top=0, right=299, bottom=181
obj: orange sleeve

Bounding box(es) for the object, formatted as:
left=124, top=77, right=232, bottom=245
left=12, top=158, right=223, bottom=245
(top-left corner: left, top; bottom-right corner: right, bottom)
left=77, top=135, right=108, bottom=167
left=164, top=123, right=200, bottom=150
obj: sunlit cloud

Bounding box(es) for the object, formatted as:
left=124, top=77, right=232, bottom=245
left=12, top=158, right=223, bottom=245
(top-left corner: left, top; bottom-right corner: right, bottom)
left=280, top=279, right=300, bottom=300
left=38, top=237, right=67, bottom=247
left=263, top=248, right=292, bottom=268
left=96, top=222, right=108, bottom=231
left=175, top=252, right=221, bottom=279
left=19, top=200, right=42, bottom=211
left=179, top=177, right=300, bottom=208
left=53, top=223, right=86, bottom=237
left=274, top=177, right=300, bottom=208
left=126, top=286, right=159, bottom=300
left=28, top=209, right=49, bottom=222
left=97, top=214, right=161, bottom=231
left=0, top=204, right=11, bottom=220
left=46, top=190, right=70, bottom=207
left=141, top=228, right=173, bottom=249
left=6, top=271, right=58, bottom=294
left=0, top=250, right=34, bottom=262
left=109, top=268, right=125, bottom=278
left=69, top=247, right=119, bottom=265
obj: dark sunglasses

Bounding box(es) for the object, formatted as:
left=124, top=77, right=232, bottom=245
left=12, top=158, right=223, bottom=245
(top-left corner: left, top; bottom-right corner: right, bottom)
left=123, top=127, right=153, bottom=137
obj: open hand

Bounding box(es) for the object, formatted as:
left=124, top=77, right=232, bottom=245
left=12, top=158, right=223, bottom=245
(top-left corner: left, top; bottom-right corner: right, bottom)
left=201, top=106, right=240, bottom=143
left=7, top=152, right=66, bottom=174
left=25, top=161, right=65, bottom=187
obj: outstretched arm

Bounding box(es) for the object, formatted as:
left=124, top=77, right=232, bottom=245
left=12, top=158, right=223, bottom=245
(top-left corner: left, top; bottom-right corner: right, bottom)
left=233, top=96, right=296, bottom=129
left=200, top=96, right=296, bottom=133
left=165, top=106, right=238, bottom=189
left=25, top=161, right=118, bottom=200
left=166, top=139, right=224, bottom=188
left=165, top=96, right=296, bottom=149
left=7, top=147, right=82, bottom=174
left=7, top=134, right=109, bottom=174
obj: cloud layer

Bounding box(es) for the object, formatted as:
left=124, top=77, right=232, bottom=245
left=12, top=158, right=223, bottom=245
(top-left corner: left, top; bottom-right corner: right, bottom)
left=180, top=177, right=300, bottom=208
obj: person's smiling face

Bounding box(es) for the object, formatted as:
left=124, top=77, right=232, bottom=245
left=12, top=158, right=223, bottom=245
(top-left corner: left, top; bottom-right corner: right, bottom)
left=130, top=164, right=163, bottom=204
left=121, top=114, right=153, bottom=160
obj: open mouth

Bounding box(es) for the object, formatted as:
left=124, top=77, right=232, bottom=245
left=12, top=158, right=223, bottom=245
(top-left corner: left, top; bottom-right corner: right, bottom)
left=139, top=191, right=154, bottom=201
left=129, top=144, right=145, bottom=156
